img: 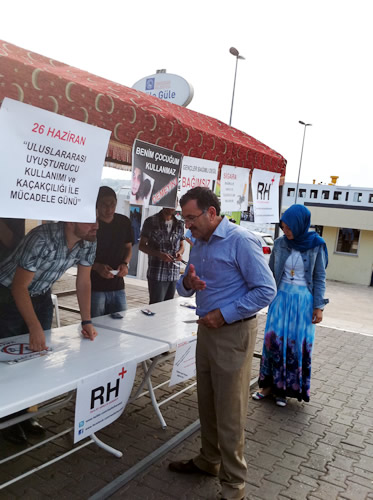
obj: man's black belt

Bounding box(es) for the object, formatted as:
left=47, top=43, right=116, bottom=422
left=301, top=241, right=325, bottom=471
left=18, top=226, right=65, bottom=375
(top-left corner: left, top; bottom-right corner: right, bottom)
left=231, top=315, right=256, bottom=325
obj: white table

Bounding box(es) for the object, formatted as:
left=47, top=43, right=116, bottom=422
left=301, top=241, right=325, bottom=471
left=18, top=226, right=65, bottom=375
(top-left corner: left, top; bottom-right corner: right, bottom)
left=93, top=296, right=198, bottom=348
left=0, top=298, right=199, bottom=488
left=0, top=323, right=168, bottom=418
left=93, top=297, right=198, bottom=428
left=0, top=324, right=169, bottom=490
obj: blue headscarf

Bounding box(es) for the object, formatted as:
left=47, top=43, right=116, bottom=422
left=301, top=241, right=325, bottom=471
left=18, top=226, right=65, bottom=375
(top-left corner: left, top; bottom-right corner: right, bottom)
left=281, top=204, right=328, bottom=266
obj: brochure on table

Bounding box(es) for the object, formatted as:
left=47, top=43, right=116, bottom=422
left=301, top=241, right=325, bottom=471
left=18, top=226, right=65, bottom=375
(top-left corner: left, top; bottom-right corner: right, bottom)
left=0, top=341, right=52, bottom=364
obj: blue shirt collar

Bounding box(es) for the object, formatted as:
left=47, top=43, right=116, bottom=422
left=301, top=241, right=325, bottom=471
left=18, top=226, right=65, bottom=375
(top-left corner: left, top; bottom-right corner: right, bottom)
left=210, top=216, right=229, bottom=240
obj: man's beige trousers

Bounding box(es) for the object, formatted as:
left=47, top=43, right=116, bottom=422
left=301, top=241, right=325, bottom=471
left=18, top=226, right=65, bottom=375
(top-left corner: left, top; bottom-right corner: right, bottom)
left=194, top=318, right=258, bottom=500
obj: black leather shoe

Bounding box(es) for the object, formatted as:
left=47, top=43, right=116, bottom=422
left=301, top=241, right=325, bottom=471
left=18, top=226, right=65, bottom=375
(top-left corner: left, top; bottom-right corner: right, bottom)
left=2, top=424, right=27, bottom=444
left=168, top=459, right=214, bottom=476
left=21, top=418, right=46, bottom=435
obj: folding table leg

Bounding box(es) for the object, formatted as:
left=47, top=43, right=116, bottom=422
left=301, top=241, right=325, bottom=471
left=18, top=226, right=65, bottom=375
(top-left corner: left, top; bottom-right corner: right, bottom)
left=91, top=433, right=123, bottom=458
left=143, top=360, right=167, bottom=429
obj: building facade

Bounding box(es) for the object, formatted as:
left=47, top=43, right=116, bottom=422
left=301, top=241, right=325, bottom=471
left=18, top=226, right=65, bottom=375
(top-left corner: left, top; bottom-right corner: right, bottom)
left=282, top=182, right=373, bottom=286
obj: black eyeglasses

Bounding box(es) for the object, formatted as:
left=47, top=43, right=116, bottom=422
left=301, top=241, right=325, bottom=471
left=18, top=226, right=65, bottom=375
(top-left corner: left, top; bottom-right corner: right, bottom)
left=181, top=210, right=206, bottom=224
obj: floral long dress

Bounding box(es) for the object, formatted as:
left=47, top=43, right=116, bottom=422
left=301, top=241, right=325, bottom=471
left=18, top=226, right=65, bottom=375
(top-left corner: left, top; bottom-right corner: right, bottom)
left=258, top=282, right=315, bottom=402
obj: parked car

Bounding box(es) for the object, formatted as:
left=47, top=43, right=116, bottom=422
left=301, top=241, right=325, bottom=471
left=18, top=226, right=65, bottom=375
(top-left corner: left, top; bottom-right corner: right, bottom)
left=248, top=231, right=274, bottom=263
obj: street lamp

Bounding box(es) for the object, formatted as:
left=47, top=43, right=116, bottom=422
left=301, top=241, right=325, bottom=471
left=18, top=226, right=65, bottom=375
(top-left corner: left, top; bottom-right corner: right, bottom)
left=295, top=120, right=312, bottom=203
left=229, top=47, right=245, bottom=126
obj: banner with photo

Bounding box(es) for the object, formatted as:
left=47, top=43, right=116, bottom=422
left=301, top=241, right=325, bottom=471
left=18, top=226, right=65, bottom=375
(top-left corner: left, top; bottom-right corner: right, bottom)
left=180, top=156, right=219, bottom=197
left=251, top=169, right=280, bottom=223
left=220, top=165, right=250, bottom=212
left=131, top=140, right=183, bottom=208
left=0, top=98, right=110, bottom=222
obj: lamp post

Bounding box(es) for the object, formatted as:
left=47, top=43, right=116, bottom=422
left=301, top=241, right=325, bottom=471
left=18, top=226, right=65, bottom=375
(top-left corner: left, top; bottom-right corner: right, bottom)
left=229, top=47, right=245, bottom=126
left=295, top=120, right=312, bottom=203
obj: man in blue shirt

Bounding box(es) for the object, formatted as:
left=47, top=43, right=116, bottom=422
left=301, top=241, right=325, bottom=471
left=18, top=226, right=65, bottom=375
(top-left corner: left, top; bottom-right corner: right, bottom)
left=169, top=187, right=276, bottom=500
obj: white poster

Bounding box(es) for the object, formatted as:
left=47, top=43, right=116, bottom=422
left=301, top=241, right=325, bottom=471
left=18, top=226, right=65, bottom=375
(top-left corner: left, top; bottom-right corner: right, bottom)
left=0, top=98, right=111, bottom=222
left=180, top=156, right=219, bottom=197
left=251, top=169, right=280, bottom=223
left=221, top=165, right=249, bottom=212
left=169, top=335, right=197, bottom=387
left=74, top=361, right=136, bottom=443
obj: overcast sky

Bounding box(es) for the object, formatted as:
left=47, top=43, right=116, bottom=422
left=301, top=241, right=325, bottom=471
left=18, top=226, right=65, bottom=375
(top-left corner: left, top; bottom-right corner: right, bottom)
left=3, top=0, right=373, bottom=188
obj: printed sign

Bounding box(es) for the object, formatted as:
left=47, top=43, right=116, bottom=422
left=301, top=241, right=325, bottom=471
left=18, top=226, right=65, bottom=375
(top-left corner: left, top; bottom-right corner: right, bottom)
left=169, top=335, right=197, bottom=387
left=0, top=341, right=51, bottom=364
left=131, top=139, right=183, bottom=208
left=251, top=169, right=280, bottom=223
left=74, top=361, right=136, bottom=443
left=133, top=73, right=194, bottom=107
left=221, top=165, right=250, bottom=212
left=0, top=98, right=111, bottom=222
left=180, top=156, right=219, bottom=197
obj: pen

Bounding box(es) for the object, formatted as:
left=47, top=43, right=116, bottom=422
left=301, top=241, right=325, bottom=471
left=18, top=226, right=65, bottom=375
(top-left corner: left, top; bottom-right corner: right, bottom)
left=171, top=257, right=188, bottom=265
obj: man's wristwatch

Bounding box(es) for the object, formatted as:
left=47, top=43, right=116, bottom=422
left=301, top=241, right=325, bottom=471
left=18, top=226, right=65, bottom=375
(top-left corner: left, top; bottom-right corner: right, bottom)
left=123, top=262, right=130, bottom=269
left=81, top=320, right=92, bottom=326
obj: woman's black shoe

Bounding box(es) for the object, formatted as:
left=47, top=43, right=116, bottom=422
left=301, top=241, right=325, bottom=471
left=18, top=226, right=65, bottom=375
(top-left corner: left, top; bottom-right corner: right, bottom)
left=21, top=418, right=46, bottom=435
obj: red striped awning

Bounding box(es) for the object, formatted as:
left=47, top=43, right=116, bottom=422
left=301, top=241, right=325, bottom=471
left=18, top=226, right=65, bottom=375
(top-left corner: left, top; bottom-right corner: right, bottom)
left=0, top=40, right=286, bottom=175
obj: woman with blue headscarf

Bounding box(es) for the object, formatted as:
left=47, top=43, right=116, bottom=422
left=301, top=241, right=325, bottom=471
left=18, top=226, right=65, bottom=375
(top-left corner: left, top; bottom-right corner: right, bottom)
left=252, top=204, right=328, bottom=407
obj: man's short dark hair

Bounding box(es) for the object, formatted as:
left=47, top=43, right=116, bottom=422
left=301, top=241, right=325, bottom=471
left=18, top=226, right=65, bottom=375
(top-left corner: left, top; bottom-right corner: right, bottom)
left=97, top=186, right=117, bottom=205
left=180, top=187, right=221, bottom=216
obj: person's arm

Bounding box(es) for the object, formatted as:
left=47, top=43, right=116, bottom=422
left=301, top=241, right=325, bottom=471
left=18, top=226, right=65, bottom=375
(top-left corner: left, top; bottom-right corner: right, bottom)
left=11, top=267, right=47, bottom=352
left=176, top=264, right=196, bottom=297
left=91, top=261, right=114, bottom=279
left=117, top=242, right=132, bottom=277
left=139, top=235, right=173, bottom=262
left=76, top=264, right=97, bottom=341
left=219, top=234, right=277, bottom=324
left=182, top=263, right=206, bottom=291
left=312, top=246, right=328, bottom=323
left=189, top=253, right=225, bottom=326
left=175, top=240, right=185, bottom=260
left=312, top=309, right=323, bottom=324
left=268, top=242, right=275, bottom=273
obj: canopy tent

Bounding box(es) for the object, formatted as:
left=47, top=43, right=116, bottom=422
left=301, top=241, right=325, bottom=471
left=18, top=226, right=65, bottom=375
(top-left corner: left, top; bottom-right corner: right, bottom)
left=0, top=40, right=286, bottom=176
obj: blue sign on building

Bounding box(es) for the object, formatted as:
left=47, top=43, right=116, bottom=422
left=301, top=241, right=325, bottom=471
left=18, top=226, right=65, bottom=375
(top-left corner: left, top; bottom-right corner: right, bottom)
left=146, top=78, right=155, bottom=91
